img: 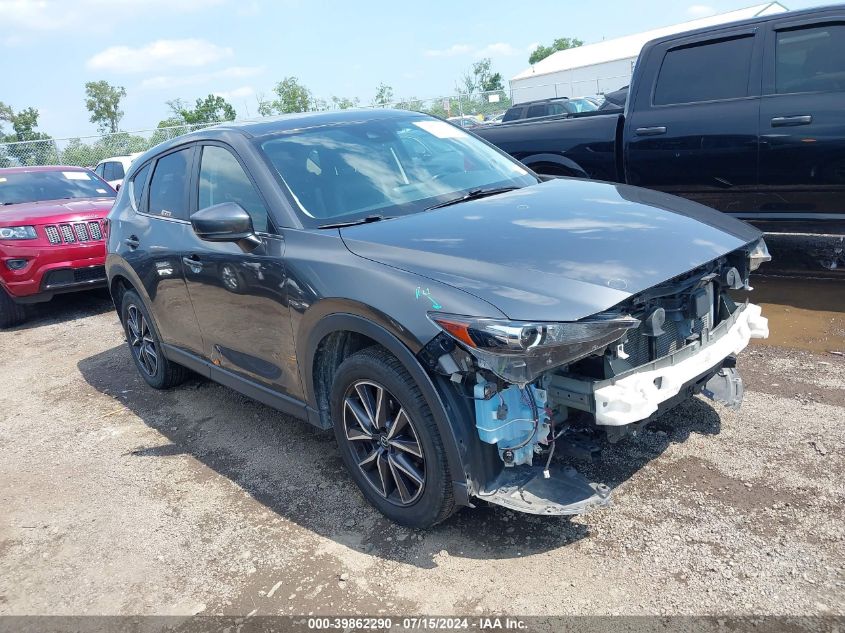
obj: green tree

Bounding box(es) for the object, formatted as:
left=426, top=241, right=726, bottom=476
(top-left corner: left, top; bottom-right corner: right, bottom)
left=331, top=96, right=360, bottom=110
left=84, top=80, right=126, bottom=133
left=372, top=83, right=394, bottom=107
left=528, top=37, right=584, bottom=65
left=459, top=58, right=504, bottom=96
left=267, top=77, right=313, bottom=114
left=0, top=103, right=56, bottom=166
left=169, top=94, right=236, bottom=125
left=395, top=97, right=424, bottom=112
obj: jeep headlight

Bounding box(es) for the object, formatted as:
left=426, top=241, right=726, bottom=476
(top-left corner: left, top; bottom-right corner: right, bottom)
left=748, top=238, right=771, bottom=272
left=0, top=226, right=37, bottom=240
left=429, top=312, right=640, bottom=385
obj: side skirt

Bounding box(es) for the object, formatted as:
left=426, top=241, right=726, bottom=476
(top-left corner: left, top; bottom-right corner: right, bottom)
left=162, top=344, right=328, bottom=429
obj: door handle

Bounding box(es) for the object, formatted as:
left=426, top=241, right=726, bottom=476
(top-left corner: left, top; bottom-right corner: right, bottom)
left=771, top=115, right=812, bottom=127
left=182, top=255, right=204, bottom=271
left=124, top=236, right=139, bottom=249
left=635, top=126, right=667, bottom=136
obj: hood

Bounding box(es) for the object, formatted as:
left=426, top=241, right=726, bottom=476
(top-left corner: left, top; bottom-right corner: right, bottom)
left=0, top=197, right=115, bottom=226
left=340, top=179, right=761, bottom=321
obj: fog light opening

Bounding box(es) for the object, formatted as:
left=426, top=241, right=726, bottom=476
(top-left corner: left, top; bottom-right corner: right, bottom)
left=5, top=259, right=28, bottom=271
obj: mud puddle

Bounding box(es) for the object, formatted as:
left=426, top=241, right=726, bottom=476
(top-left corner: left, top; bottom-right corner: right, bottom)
left=735, top=276, right=845, bottom=354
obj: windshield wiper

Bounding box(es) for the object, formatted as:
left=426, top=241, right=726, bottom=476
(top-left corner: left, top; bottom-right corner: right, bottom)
left=424, top=186, right=520, bottom=211
left=318, top=214, right=391, bottom=229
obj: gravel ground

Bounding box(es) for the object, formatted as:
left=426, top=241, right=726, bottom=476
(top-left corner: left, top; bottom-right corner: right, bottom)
left=0, top=286, right=843, bottom=617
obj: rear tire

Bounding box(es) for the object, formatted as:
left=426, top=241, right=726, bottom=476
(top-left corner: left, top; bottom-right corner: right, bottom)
left=330, top=346, right=455, bottom=528
left=120, top=290, right=188, bottom=389
left=0, top=286, right=27, bottom=329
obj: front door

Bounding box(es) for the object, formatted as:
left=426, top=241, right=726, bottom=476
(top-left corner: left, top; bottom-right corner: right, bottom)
left=181, top=143, right=301, bottom=399
left=625, top=27, right=763, bottom=216
left=757, top=15, right=845, bottom=232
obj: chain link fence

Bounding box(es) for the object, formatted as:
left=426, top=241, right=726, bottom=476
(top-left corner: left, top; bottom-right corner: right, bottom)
left=0, top=90, right=514, bottom=170
left=0, top=122, right=221, bottom=170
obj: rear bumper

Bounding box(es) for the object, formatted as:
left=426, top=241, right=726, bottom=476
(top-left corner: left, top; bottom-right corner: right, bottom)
left=0, top=241, right=106, bottom=303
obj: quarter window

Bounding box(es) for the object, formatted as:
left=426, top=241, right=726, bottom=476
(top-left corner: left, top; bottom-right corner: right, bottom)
left=148, top=148, right=192, bottom=220
left=130, top=163, right=151, bottom=211
left=654, top=35, right=755, bottom=105
left=776, top=24, right=845, bottom=94
left=198, top=145, right=273, bottom=233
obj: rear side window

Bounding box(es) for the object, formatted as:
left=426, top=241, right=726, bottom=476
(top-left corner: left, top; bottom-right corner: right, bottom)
left=776, top=24, right=845, bottom=94
left=197, top=145, right=273, bottom=234
left=654, top=35, right=755, bottom=105
left=527, top=104, right=547, bottom=118
left=502, top=107, right=524, bottom=122
left=130, top=163, right=151, bottom=211
left=148, top=148, right=192, bottom=220
left=94, top=164, right=105, bottom=178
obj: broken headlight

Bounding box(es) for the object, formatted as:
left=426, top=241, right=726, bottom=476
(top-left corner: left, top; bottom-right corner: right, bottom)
left=429, top=312, right=640, bottom=385
left=748, top=238, right=771, bottom=272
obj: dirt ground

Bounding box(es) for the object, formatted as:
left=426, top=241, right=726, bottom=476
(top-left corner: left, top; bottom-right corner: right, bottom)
left=0, top=277, right=843, bottom=617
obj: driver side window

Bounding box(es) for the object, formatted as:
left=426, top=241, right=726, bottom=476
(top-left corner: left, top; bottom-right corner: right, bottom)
left=197, top=145, right=274, bottom=234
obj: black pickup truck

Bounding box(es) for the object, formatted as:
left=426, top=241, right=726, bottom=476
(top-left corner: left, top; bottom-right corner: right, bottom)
left=477, top=5, right=845, bottom=270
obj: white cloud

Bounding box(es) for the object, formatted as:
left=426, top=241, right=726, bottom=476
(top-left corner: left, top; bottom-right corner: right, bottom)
left=214, top=86, right=255, bottom=100
left=475, top=42, right=520, bottom=58
left=236, top=0, right=260, bottom=16
left=0, top=0, right=225, bottom=38
left=687, top=4, right=716, bottom=17
left=423, top=44, right=472, bottom=58
left=140, top=66, right=264, bottom=90
left=87, top=39, right=233, bottom=73
left=424, top=42, right=525, bottom=59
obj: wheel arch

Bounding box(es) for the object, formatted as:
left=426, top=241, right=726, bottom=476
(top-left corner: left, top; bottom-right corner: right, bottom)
left=302, top=310, right=471, bottom=505
left=519, top=153, right=588, bottom=178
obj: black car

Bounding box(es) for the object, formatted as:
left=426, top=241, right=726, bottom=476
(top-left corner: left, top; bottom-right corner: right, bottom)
left=477, top=5, right=845, bottom=248
left=501, top=97, right=598, bottom=122
left=106, top=109, right=770, bottom=528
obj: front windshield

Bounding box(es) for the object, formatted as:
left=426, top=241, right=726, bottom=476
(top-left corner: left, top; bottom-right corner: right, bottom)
left=259, top=115, right=537, bottom=226
left=0, top=169, right=115, bottom=206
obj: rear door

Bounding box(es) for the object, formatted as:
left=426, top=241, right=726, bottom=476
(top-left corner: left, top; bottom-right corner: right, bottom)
left=625, top=27, right=763, bottom=215
left=116, top=146, right=204, bottom=355
left=181, top=142, right=300, bottom=398
left=757, top=13, right=845, bottom=231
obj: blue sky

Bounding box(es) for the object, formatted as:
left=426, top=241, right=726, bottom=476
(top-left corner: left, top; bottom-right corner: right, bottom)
left=1, top=0, right=819, bottom=138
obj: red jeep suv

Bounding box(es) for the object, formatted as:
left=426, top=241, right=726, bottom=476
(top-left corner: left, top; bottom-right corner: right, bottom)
left=0, top=166, right=116, bottom=327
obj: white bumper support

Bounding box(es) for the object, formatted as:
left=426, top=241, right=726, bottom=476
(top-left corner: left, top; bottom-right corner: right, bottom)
left=594, top=303, right=769, bottom=426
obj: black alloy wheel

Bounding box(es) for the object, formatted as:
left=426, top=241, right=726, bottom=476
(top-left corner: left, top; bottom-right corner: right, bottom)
left=126, top=304, right=158, bottom=377
left=342, top=379, right=426, bottom=506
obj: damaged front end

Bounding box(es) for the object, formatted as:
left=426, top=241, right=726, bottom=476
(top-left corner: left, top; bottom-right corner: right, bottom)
left=420, top=241, right=770, bottom=516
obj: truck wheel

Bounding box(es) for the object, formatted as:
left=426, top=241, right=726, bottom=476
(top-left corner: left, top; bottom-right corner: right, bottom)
left=120, top=290, right=188, bottom=389
left=330, top=346, right=455, bottom=528
left=0, top=286, right=27, bottom=329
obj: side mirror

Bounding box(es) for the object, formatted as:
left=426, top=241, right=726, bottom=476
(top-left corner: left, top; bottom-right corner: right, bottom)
left=191, top=202, right=261, bottom=251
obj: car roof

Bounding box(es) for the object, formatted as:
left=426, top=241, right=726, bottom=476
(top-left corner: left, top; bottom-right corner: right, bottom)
left=509, top=97, right=570, bottom=107
left=133, top=109, right=434, bottom=163
left=215, top=108, right=427, bottom=138
left=0, top=165, right=89, bottom=174
left=647, top=4, right=845, bottom=47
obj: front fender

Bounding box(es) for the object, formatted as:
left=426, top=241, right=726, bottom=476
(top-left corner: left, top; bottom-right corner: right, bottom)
left=300, top=311, right=472, bottom=506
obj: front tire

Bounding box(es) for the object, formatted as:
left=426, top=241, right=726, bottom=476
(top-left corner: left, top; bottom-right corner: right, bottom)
left=120, top=290, right=188, bottom=389
left=0, top=286, right=27, bottom=329
left=330, top=346, right=455, bottom=528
